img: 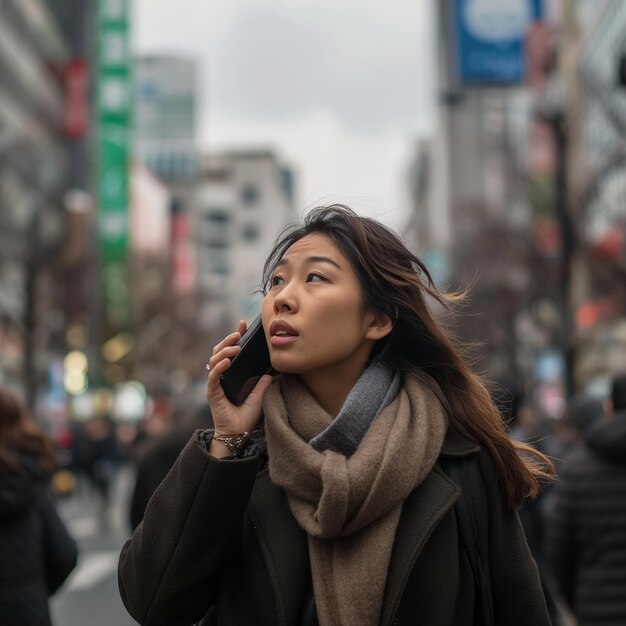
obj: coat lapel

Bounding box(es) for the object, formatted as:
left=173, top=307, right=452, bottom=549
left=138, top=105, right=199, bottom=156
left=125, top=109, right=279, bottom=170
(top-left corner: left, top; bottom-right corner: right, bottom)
left=380, top=465, right=459, bottom=626
left=248, top=430, right=478, bottom=626
left=248, top=467, right=309, bottom=626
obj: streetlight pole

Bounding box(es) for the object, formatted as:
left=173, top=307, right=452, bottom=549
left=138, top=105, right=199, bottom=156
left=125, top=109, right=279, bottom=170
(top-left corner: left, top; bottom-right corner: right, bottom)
left=551, top=112, right=576, bottom=398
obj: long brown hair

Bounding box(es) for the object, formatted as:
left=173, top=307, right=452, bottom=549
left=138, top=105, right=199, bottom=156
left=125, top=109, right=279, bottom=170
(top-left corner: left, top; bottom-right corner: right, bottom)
left=0, top=388, right=56, bottom=475
left=263, top=205, right=554, bottom=510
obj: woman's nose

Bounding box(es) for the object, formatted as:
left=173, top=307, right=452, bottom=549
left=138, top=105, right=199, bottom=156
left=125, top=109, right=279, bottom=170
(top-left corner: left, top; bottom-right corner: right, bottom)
left=273, top=286, right=297, bottom=313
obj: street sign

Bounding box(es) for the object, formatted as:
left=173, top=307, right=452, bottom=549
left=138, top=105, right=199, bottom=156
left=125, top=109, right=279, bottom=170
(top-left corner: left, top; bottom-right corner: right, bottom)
left=96, top=0, right=132, bottom=335
left=451, top=0, right=544, bottom=86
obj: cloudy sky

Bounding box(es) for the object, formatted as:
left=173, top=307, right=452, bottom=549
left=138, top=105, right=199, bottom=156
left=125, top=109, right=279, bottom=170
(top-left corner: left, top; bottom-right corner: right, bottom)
left=133, top=0, right=437, bottom=231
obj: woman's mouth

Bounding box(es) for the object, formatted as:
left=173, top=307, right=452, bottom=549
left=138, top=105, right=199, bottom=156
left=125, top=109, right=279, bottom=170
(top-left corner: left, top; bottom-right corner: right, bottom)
left=270, top=330, right=299, bottom=347
left=269, top=321, right=299, bottom=347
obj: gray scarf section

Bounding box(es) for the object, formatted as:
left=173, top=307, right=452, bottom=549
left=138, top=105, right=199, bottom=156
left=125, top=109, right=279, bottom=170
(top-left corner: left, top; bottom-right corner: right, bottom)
left=309, top=362, right=402, bottom=457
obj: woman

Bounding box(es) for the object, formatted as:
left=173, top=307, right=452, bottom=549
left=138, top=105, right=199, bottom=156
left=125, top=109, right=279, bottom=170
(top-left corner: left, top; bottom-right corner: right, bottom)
left=0, top=388, right=78, bottom=626
left=119, top=205, right=553, bottom=626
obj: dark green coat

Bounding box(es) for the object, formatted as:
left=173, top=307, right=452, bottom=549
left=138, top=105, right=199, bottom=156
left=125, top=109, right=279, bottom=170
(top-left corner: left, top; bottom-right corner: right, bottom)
left=118, top=429, right=550, bottom=626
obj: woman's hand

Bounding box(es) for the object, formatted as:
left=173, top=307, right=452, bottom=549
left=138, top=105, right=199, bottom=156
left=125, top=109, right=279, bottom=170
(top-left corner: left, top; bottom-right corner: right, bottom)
left=205, top=320, right=273, bottom=456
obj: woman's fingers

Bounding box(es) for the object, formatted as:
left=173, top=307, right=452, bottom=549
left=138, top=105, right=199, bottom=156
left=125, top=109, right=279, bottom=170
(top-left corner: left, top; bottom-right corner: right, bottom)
left=243, top=374, right=274, bottom=408
left=205, top=320, right=269, bottom=437
left=206, top=352, right=232, bottom=386
left=211, top=330, right=241, bottom=356
left=236, top=319, right=247, bottom=336
left=206, top=345, right=240, bottom=373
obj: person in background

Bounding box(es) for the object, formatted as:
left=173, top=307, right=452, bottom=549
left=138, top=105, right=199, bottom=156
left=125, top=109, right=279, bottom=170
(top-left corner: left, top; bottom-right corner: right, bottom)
left=82, top=414, right=125, bottom=524
left=545, top=373, right=626, bottom=625
left=119, top=205, right=553, bottom=626
left=129, top=404, right=213, bottom=530
left=498, top=383, right=563, bottom=624
left=0, top=387, right=78, bottom=626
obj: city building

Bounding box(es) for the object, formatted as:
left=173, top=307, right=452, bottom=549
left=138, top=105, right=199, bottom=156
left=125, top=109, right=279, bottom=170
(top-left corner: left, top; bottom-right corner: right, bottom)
left=410, top=0, right=626, bottom=400
left=0, top=0, right=72, bottom=408
left=409, top=1, right=544, bottom=388
left=134, top=55, right=198, bottom=185
left=562, top=0, right=626, bottom=389
left=193, top=150, right=295, bottom=330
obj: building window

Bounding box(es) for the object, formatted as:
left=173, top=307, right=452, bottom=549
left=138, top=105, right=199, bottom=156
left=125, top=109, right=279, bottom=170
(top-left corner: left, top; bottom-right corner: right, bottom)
left=241, top=183, right=259, bottom=206
left=241, top=223, right=259, bottom=243
left=206, top=210, right=230, bottom=223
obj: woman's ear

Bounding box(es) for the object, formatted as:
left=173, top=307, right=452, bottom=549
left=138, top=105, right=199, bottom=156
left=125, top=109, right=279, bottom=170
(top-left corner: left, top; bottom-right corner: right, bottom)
left=366, top=312, right=393, bottom=341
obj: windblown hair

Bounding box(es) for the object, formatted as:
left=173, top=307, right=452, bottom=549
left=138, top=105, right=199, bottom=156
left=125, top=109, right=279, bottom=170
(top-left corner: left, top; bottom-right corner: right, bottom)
left=262, top=204, right=554, bottom=510
left=0, top=388, right=56, bottom=476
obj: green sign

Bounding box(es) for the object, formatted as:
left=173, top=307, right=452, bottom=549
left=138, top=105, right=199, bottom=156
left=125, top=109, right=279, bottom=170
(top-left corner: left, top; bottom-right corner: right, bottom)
left=96, top=0, right=132, bottom=334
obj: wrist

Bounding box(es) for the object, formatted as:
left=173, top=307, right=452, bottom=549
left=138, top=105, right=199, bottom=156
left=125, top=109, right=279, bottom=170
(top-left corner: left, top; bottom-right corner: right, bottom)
left=210, top=430, right=251, bottom=458
left=208, top=437, right=236, bottom=459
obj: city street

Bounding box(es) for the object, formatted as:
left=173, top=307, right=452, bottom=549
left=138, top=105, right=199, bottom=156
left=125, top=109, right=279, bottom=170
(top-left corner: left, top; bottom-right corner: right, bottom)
left=2, top=2, right=626, bottom=625
left=51, top=466, right=139, bottom=626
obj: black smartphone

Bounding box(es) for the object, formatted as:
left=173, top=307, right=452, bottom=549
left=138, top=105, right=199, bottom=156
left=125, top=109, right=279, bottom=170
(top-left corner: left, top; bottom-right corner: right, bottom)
left=220, top=315, right=275, bottom=405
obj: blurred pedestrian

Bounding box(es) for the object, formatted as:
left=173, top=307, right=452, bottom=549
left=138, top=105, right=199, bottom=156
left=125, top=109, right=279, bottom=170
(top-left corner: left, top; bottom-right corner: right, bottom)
left=0, top=387, right=78, bottom=626
left=129, top=405, right=213, bottom=530
left=501, top=386, right=563, bottom=624
left=82, top=415, right=124, bottom=523
left=545, top=373, right=626, bottom=625
left=119, top=205, right=553, bottom=625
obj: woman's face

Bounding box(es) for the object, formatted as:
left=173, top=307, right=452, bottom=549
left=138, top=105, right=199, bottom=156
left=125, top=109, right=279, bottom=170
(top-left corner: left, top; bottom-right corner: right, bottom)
left=262, top=233, right=379, bottom=379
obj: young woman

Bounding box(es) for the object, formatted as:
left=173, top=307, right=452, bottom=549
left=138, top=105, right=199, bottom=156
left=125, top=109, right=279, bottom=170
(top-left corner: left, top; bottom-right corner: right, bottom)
left=119, top=205, right=553, bottom=626
left=0, top=388, right=78, bottom=625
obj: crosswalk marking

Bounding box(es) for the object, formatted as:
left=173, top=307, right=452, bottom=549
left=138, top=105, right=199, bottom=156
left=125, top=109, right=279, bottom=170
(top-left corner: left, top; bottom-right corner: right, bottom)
left=66, top=550, right=120, bottom=592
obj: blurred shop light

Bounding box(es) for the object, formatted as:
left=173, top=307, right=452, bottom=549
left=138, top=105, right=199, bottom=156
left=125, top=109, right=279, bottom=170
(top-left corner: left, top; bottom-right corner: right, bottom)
left=93, top=387, right=114, bottom=417
left=63, top=350, right=88, bottom=395
left=102, top=331, right=135, bottom=362
left=70, top=391, right=94, bottom=421
left=63, top=188, right=93, bottom=214
left=71, top=387, right=116, bottom=422
left=535, top=381, right=566, bottom=420
left=588, top=229, right=624, bottom=262
left=112, top=381, right=146, bottom=422
left=576, top=297, right=619, bottom=330
left=534, top=349, right=564, bottom=382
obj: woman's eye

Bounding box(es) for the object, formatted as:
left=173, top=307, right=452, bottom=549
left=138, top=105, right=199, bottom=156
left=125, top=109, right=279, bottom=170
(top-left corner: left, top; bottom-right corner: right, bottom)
left=271, top=275, right=284, bottom=286
left=307, top=273, right=325, bottom=282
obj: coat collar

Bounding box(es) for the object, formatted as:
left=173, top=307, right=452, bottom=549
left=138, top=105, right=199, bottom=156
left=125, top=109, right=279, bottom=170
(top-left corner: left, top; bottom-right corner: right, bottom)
left=439, top=427, right=481, bottom=457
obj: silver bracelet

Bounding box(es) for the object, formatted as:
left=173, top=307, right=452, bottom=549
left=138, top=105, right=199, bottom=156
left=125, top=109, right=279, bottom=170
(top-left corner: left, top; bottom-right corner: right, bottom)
left=211, top=431, right=250, bottom=457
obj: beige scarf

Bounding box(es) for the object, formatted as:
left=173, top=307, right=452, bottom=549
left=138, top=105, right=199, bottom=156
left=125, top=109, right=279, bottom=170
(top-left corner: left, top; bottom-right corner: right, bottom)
left=262, top=372, right=448, bottom=626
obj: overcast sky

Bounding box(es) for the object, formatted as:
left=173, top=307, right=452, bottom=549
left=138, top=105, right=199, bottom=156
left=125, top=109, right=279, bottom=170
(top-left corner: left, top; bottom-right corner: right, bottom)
left=133, top=0, right=437, bottom=231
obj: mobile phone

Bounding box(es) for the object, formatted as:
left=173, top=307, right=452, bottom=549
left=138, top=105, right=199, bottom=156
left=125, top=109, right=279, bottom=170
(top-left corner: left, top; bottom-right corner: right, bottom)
left=220, top=315, right=275, bottom=405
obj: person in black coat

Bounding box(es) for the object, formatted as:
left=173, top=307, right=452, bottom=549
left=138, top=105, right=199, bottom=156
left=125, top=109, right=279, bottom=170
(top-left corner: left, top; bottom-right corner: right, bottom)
left=0, top=388, right=78, bottom=626
left=129, top=406, right=213, bottom=530
left=119, top=205, right=553, bottom=625
left=545, top=373, right=626, bottom=625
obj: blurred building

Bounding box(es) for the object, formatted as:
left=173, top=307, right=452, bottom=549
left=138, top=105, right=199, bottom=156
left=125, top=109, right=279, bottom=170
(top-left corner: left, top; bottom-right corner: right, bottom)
left=0, top=0, right=72, bottom=406
left=134, top=55, right=198, bottom=186
left=411, top=0, right=626, bottom=402
left=109, top=163, right=171, bottom=385
left=129, top=54, right=204, bottom=396
left=193, top=150, right=295, bottom=329
left=131, top=56, right=298, bottom=396
left=562, top=0, right=626, bottom=389
left=133, top=53, right=201, bottom=311
left=409, top=1, right=546, bottom=388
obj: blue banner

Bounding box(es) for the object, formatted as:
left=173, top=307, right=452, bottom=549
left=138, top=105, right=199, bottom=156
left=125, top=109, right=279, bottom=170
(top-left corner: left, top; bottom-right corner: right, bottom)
left=452, top=0, right=543, bottom=86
